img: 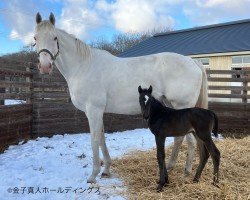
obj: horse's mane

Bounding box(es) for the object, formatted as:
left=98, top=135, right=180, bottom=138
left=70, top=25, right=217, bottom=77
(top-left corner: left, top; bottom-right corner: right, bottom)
left=57, top=28, right=91, bottom=59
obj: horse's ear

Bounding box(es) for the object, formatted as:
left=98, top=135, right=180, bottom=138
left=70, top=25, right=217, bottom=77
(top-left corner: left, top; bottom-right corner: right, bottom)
left=148, top=85, right=152, bottom=94
left=138, top=86, right=142, bottom=94
left=36, top=12, right=42, bottom=24
left=49, top=13, right=55, bottom=25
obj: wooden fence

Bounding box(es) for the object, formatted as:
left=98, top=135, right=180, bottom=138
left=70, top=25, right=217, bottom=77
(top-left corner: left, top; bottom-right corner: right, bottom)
left=0, top=59, right=249, bottom=151
left=0, top=60, right=32, bottom=150
left=207, top=69, right=250, bottom=134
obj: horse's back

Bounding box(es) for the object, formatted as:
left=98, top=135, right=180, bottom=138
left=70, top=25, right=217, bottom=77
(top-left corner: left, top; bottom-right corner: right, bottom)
left=70, top=50, right=203, bottom=114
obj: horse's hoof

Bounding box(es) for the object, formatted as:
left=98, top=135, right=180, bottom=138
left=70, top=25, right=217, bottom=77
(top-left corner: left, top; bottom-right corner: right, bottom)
left=184, top=169, right=191, bottom=177
left=166, top=166, right=174, bottom=172
left=101, top=172, right=111, bottom=178
left=87, top=177, right=96, bottom=184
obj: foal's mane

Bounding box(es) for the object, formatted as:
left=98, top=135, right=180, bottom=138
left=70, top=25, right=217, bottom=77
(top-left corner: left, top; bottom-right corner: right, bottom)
left=150, top=96, right=164, bottom=108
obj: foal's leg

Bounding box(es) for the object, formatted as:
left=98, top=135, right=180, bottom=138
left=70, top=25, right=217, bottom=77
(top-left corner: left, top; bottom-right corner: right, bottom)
left=185, top=133, right=196, bottom=175
left=86, top=105, right=104, bottom=183
left=193, top=138, right=209, bottom=183
left=203, top=138, right=221, bottom=184
left=166, top=136, right=184, bottom=171
left=155, top=136, right=168, bottom=192
left=100, top=126, right=111, bottom=178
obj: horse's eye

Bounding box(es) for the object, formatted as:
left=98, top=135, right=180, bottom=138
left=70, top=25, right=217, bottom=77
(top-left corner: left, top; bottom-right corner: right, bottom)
left=34, top=37, right=36, bottom=40
left=54, top=37, right=57, bottom=41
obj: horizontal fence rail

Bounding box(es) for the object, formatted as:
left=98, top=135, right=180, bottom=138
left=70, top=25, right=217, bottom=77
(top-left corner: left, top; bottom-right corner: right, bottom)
left=206, top=69, right=250, bottom=103
left=0, top=59, right=249, bottom=151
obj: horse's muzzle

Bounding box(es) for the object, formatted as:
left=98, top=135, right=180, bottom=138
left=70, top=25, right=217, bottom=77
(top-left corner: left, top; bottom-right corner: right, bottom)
left=38, top=63, right=52, bottom=74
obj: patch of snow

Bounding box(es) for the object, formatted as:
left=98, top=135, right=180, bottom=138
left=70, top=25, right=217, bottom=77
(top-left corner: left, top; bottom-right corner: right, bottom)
left=4, top=99, right=26, bottom=105
left=0, top=128, right=174, bottom=200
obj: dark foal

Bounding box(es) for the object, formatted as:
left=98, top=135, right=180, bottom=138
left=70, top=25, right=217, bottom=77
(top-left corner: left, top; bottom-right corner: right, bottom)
left=138, top=85, right=221, bottom=192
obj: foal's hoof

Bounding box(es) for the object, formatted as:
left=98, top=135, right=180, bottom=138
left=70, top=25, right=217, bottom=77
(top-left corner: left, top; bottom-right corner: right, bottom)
left=101, top=172, right=111, bottom=178
left=212, top=181, right=220, bottom=188
left=212, top=182, right=220, bottom=188
left=193, top=177, right=199, bottom=183
left=157, top=180, right=169, bottom=185
left=156, top=181, right=168, bottom=192
left=156, top=185, right=163, bottom=192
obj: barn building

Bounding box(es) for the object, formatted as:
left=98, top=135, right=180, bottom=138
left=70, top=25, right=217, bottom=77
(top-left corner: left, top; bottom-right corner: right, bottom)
left=119, top=19, right=250, bottom=71
left=119, top=19, right=250, bottom=100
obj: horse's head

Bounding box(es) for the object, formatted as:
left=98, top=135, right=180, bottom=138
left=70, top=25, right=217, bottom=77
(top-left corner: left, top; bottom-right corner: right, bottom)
left=34, top=12, right=59, bottom=74
left=138, top=85, right=153, bottom=120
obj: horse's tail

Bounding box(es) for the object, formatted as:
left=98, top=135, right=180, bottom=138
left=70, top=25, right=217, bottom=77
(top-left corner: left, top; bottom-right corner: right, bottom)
left=194, top=60, right=208, bottom=109
left=212, top=111, right=219, bottom=138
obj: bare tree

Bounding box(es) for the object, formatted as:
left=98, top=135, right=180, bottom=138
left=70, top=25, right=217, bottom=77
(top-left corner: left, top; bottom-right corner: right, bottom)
left=2, top=45, right=38, bottom=64
left=90, top=27, right=173, bottom=55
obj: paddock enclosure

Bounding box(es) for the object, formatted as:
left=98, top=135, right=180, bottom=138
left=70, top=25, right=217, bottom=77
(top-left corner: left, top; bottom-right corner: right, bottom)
left=0, top=57, right=249, bottom=151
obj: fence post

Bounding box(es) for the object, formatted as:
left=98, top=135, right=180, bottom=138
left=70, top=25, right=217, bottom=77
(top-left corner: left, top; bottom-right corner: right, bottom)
left=242, top=70, right=248, bottom=134
left=26, top=62, right=35, bottom=138
left=26, top=63, right=33, bottom=104
left=242, top=71, right=247, bottom=103
left=0, top=76, right=4, bottom=105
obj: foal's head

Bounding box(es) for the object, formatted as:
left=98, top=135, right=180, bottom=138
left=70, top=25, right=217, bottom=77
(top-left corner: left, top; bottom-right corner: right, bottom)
left=138, top=85, right=153, bottom=120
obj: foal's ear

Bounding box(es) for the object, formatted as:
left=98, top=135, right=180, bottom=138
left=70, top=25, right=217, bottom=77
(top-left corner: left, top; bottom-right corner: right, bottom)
left=138, top=86, right=143, bottom=94
left=148, top=85, right=152, bottom=94
left=49, top=13, right=55, bottom=25
left=36, top=12, right=42, bottom=24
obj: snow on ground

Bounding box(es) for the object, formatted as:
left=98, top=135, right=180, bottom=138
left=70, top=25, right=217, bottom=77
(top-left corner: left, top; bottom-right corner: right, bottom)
left=4, top=99, right=26, bottom=105
left=0, top=129, right=174, bottom=200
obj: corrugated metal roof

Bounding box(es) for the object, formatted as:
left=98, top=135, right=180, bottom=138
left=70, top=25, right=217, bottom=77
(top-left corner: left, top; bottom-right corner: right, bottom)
left=119, top=19, right=250, bottom=57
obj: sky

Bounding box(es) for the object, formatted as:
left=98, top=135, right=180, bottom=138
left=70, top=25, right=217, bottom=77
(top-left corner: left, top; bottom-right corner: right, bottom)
left=0, top=0, right=250, bottom=55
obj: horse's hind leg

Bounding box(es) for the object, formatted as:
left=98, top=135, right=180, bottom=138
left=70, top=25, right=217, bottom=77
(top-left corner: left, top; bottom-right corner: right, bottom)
left=193, top=138, right=209, bottom=183
left=203, top=138, right=220, bottom=184
left=100, top=126, right=111, bottom=178
left=185, top=133, right=196, bottom=176
left=166, top=136, right=184, bottom=171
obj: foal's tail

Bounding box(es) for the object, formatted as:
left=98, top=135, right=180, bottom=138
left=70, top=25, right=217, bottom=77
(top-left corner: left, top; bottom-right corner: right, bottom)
left=212, top=112, right=219, bottom=138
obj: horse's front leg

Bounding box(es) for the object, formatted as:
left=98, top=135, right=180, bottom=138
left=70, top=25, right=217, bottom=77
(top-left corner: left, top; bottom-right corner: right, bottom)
left=100, top=126, right=111, bottom=178
left=86, top=105, right=104, bottom=183
left=155, top=135, right=168, bottom=192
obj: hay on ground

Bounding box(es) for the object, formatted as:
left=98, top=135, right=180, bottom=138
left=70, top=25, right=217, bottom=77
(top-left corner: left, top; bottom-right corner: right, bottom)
left=112, top=137, right=250, bottom=200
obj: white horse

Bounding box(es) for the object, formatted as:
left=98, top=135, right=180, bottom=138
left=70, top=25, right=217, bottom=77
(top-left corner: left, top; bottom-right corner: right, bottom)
left=34, top=13, right=208, bottom=183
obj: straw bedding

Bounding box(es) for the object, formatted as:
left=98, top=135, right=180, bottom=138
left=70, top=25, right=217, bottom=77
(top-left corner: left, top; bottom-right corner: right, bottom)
left=112, top=136, right=250, bottom=200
